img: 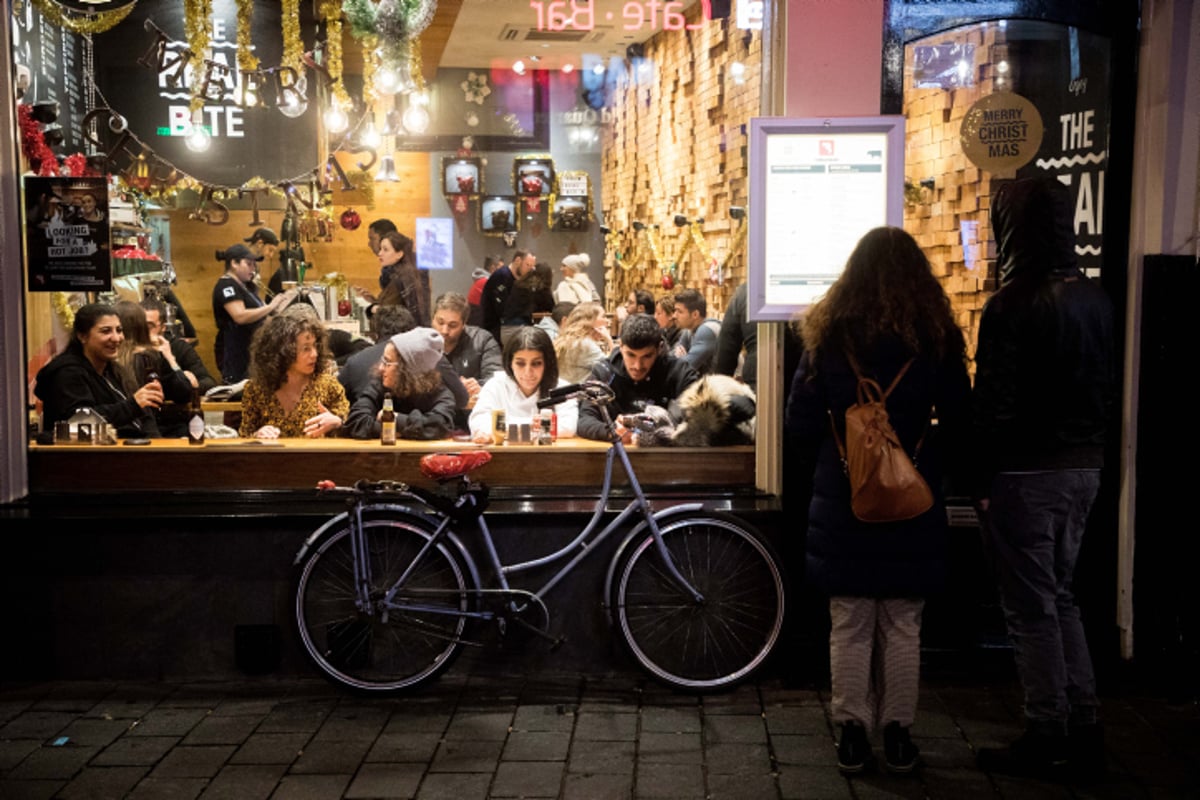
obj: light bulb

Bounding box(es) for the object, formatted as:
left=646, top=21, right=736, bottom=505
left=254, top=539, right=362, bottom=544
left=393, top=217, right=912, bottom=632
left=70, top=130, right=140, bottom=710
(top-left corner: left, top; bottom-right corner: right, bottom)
left=376, top=67, right=400, bottom=94
left=361, top=120, right=381, bottom=148
left=402, top=103, right=430, bottom=134
left=278, top=75, right=308, bottom=118
left=512, top=60, right=526, bottom=75
left=729, top=61, right=745, bottom=84
left=562, top=63, right=574, bottom=74
left=324, top=103, right=349, bottom=134
left=184, top=110, right=211, bottom=153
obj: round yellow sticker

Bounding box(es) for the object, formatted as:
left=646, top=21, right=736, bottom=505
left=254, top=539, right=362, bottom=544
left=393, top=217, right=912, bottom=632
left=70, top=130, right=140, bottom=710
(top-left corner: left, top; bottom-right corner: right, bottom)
left=960, top=91, right=1044, bottom=173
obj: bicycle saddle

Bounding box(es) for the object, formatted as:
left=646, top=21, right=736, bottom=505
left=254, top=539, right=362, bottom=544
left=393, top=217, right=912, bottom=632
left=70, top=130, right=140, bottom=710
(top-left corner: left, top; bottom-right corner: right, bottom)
left=419, top=451, right=493, bottom=481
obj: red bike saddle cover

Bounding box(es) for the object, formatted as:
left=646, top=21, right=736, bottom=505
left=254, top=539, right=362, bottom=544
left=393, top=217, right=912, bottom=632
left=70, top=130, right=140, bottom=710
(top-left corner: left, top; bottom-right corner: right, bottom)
left=419, top=451, right=493, bottom=480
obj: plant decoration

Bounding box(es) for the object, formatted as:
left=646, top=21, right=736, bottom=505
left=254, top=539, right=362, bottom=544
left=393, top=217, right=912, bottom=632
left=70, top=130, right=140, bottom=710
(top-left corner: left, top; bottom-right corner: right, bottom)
left=17, top=104, right=59, bottom=176
left=28, top=0, right=136, bottom=35
left=348, top=0, right=437, bottom=97
left=318, top=0, right=351, bottom=107
left=183, top=0, right=213, bottom=112
left=461, top=72, right=491, bottom=105
left=234, top=0, right=259, bottom=72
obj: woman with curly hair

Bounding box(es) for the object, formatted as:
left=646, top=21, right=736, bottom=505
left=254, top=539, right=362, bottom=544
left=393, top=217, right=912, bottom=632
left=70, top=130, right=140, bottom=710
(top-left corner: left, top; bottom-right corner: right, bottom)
left=239, top=311, right=349, bottom=439
left=784, top=226, right=971, bottom=776
left=554, top=302, right=614, bottom=383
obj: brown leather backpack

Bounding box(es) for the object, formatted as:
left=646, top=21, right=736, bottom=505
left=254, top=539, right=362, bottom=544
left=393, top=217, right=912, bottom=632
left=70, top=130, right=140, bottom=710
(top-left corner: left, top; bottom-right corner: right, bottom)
left=829, top=358, right=933, bottom=523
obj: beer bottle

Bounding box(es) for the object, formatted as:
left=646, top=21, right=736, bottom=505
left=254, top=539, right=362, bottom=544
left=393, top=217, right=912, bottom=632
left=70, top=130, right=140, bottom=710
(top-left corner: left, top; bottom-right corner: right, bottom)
left=187, top=386, right=205, bottom=445
left=381, top=392, right=396, bottom=445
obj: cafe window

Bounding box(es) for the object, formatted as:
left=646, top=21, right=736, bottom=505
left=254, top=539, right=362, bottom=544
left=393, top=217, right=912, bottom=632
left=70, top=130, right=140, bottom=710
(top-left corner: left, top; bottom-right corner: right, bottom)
left=900, top=19, right=1113, bottom=358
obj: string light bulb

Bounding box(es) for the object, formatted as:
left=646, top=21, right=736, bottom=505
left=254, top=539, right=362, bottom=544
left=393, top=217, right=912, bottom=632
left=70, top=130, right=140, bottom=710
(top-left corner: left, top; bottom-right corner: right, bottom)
left=184, top=108, right=211, bottom=153
left=324, top=100, right=349, bottom=134
left=361, top=119, right=381, bottom=148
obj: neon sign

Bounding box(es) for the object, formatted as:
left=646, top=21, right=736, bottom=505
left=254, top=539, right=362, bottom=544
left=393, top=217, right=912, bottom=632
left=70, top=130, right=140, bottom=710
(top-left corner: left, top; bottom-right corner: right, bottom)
left=529, top=0, right=713, bottom=32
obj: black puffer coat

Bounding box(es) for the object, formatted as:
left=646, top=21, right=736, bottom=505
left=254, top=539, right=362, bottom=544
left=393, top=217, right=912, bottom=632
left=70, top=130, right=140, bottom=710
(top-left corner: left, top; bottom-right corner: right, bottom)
left=785, top=337, right=970, bottom=598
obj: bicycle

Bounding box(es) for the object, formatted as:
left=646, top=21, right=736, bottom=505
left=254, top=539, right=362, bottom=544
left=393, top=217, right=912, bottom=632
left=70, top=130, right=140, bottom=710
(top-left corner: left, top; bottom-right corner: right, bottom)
left=292, top=380, right=786, bottom=694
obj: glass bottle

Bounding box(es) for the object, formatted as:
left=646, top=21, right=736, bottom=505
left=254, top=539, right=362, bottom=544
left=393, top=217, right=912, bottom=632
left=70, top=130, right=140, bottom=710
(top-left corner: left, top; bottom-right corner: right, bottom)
left=381, top=392, right=396, bottom=445
left=187, top=386, right=205, bottom=445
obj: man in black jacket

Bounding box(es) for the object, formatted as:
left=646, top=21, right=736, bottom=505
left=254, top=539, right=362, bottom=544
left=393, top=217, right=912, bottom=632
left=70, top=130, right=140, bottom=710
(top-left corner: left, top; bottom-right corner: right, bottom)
left=142, top=297, right=218, bottom=437
left=972, top=176, right=1116, bottom=779
left=577, top=313, right=699, bottom=442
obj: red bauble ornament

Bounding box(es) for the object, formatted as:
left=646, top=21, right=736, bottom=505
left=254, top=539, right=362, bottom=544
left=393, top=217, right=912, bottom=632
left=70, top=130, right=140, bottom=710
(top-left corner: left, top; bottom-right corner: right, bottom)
left=661, top=274, right=675, bottom=290
left=337, top=299, right=352, bottom=316
left=340, top=208, right=362, bottom=231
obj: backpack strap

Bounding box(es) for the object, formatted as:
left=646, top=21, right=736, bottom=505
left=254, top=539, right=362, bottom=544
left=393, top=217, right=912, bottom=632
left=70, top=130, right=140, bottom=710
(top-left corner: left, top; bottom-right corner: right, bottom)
left=831, top=355, right=930, bottom=466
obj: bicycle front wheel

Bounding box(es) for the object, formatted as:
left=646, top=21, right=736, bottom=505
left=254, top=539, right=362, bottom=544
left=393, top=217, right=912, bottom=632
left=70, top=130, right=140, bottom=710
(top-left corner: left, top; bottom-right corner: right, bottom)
left=294, top=516, right=472, bottom=693
left=612, top=512, right=785, bottom=691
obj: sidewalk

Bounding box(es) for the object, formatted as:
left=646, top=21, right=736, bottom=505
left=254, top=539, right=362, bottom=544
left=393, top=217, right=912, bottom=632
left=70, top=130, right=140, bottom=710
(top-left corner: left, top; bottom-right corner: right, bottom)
left=1, top=654, right=1197, bottom=799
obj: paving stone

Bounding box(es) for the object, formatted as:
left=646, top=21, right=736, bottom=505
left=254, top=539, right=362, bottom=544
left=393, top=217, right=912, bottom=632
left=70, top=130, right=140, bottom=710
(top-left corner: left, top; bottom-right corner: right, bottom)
left=638, top=731, right=703, bottom=764
left=345, top=762, right=425, bottom=799
left=634, top=761, right=705, bottom=798
left=567, top=739, right=636, bottom=774
left=707, top=770, right=781, bottom=799
left=210, top=698, right=280, bottom=717
left=288, top=739, right=373, bottom=774
left=57, top=717, right=130, bottom=747
left=258, top=704, right=334, bottom=734
left=512, top=703, right=577, bottom=732
left=490, top=759, right=566, bottom=797
left=128, top=708, right=208, bottom=738
left=428, top=738, right=503, bottom=773
left=920, top=766, right=998, bottom=800
left=365, top=732, right=442, bottom=763
left=702, top=686, right=763, bottom=716
left=125, top=776, right=207, bottom=799
left=640, top=706, right=701, bottom=733
left=776, top=764, right=854, bottom=799
left=91, top=735, right=180, bottom=766
left=56, top=765, right=147, bottom=799
left=0, top=738, right=40, bottom=770
left=270, top=773, right=352, bottom=799
left=0, top=777, right=68, bottom=799
left=413, top=771, right=491, bottom=800
left=562, top=770, right=634, bottom=800
left=705, top=741, right=772, bottom=774
left=763, top=704, right=830, bottom=736
left=311, top=705, right=390, bottom=742
left=444, top=710, right=514, bottom=740
left=770, top=733, right=836, bottom=767
left=148, top=744, right=236, bottom=779
left=706, top=713, right=769, bottom=744
left=192, top=763, right=286, bottom=800
left=229, top=732, right=310, bottom=765
left=574, top=711, right=638, bottom=741
left=5, top=745, right=99, bottom=780
left=502, top=730, right=570, bottom=761
left=180, top=713, right=259, bottom=746
left=917, top=735, right=978, bottom=770
left=0, top=711, right=76, bottom=740
left=382, top=711, right=453, bottom=735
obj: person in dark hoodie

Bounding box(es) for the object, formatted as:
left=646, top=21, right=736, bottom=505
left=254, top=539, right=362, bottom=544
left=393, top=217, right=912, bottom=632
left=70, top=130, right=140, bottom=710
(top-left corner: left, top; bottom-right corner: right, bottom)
left=784, top=226, right=970, bottom=776
left=35, top=302, right=164, bottom=438
left=972, top=176, right=1116, bottom=780
left=577, top=313, right=699, bottom=442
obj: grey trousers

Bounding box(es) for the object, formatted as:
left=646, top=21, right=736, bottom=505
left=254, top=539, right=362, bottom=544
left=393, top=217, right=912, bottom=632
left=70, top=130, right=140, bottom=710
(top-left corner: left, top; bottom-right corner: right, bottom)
left=980, top=469, right=1102, bottom=732
left=829, top=596, right=924, bottom=731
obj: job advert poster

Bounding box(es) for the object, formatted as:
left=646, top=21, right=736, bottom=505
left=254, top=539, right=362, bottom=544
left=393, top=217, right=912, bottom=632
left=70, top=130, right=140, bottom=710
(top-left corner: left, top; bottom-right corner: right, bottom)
left=23, top=176, right=112, bottom=292
left=761, top=132, right=889, bottom=308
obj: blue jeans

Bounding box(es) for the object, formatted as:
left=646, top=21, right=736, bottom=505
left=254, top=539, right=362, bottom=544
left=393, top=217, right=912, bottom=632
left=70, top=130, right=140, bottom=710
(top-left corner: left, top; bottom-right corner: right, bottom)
left=980, top=470, right=1101, bottom=732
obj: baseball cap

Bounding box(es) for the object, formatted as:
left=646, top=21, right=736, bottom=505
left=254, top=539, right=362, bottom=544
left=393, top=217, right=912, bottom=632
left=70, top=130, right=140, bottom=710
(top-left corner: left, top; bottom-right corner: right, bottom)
left=219, top=243, right=263, bottom=262
left=244, top=228, right=279, bottom=245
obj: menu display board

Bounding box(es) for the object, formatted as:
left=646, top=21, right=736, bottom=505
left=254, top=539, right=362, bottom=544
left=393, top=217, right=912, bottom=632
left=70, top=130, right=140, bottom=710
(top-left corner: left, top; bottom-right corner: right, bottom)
left=747, top=116, right=905, bottom=321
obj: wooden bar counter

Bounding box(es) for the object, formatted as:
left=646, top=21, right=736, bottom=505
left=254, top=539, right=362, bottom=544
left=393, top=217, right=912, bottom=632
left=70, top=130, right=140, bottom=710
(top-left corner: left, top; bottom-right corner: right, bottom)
left=28, top=437, right=756, bottom=494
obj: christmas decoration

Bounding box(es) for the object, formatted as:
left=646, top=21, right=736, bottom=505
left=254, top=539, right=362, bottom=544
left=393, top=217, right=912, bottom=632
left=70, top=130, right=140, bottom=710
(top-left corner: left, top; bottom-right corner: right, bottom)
left=29, top=0, right=135, bottom=35
left=340, top=208, right=362, bottom=231
left=18, top=104, right=59, bottom=176
left=460, top=72, right=491, bottom=105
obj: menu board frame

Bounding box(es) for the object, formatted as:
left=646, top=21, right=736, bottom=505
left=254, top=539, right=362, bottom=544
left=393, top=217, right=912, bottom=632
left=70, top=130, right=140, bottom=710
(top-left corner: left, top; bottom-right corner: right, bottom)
left=747, top=116, right=906, bottom=322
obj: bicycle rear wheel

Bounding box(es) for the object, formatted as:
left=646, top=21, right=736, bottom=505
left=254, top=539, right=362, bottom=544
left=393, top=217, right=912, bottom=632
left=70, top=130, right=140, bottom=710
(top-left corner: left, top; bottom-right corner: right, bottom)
left=294, top=516, right=471, bottom=693
left=612, top=512, right=785, bottom=691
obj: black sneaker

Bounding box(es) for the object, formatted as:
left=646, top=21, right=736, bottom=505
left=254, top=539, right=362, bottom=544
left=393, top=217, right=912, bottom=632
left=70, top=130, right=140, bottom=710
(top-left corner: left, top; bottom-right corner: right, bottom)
left=883, top=722, right=920, bottom=774
left=1068, top=722, right=1107, bottom=780
left=976, top=729, right=1069, bottom=778
left=837, top=721, right=872, bottom=775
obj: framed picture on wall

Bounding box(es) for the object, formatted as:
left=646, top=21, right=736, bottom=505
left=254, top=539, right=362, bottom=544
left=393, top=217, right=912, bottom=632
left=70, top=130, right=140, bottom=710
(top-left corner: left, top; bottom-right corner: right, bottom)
left=442, top=157, right=482, bottom=196
left=513, top=156, right=555, bottom=196
left=479, top=195, right=519, bottom=236
left=551, top=197, right=590, bottom=232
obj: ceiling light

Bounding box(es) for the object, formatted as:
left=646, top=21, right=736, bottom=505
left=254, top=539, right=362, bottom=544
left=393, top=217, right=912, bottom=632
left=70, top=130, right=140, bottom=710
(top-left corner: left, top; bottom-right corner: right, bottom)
left=513, top=60, right=526, bottom=75
left=561, top=63, right=574, bottom=74
left=184, top=109, right=211, bottom=153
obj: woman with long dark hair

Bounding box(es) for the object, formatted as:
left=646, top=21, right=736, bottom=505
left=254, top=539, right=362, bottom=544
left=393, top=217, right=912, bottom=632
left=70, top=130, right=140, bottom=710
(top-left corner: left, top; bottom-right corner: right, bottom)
left=34, top=302, right=164, bottom=437
left=785, top=226, right=970, bottom=776
left=469, top=326, right=579, bottom=443
left=375, top=231, right=429, bottom=326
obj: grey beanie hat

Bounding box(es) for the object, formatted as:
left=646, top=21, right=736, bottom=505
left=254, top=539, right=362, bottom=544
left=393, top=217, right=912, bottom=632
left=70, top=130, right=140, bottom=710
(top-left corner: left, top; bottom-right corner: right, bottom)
left=561, top=253, right=590, bottom=271
left=390, top=327, right=444, bottom=374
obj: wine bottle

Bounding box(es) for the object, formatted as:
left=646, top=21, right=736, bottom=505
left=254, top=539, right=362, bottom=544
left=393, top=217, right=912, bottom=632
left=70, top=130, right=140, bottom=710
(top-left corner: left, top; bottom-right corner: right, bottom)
left=381, top=392, right=396, bottom=445
left=187, top=386, right=205, bottom=445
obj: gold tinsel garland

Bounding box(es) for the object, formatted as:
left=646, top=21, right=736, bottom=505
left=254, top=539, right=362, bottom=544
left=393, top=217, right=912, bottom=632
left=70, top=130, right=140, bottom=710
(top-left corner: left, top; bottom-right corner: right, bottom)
left=318, top=0, right=352, bottom=107
left=234, top=0, right=259, bottom=72
left=51, top=292, right=75, bottom=335
left=183, top=0, right=212, bottom=112
left=280, top=0, right=304, bottom=74
left=29, top=0, right=136, bottom=35
left=719, top=217, right=748, bottom=274
left=361, top=35, right=378, bottom=105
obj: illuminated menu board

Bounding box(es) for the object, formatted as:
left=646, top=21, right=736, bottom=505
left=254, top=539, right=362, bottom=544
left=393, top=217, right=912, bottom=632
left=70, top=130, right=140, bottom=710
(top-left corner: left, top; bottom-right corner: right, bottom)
left=747, top=117, right=905, bottom=321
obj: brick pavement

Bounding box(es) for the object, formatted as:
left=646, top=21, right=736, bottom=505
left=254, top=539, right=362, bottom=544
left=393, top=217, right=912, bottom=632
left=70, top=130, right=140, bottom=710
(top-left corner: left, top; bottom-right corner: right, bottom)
left=1, top=655, right=1197, bottom=799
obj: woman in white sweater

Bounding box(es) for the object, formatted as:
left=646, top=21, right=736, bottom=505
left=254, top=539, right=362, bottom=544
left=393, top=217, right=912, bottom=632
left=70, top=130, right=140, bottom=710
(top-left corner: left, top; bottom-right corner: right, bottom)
left=469, top=326, right=578, bottom=443
left=553, top=253, right=601, bottom=304
left=554, top=302, right=614, bottom=383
